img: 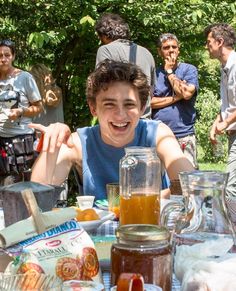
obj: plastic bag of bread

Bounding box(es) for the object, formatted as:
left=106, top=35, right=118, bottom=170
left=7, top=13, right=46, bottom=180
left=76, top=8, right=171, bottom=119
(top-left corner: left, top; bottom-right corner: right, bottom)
left=4, top=219, right=102, bottom=285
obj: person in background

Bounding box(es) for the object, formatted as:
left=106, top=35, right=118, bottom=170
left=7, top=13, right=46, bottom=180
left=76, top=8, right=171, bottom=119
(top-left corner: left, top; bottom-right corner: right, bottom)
left=30, top=64, right=64, bottom=126
left=30, top=63, right=67, bottom=201
left=95, top=13, right=156, bottom=119
left=205, top=23, right=236, bottom=197
left=151, top=33, right=199, bottom=169
left=0, top=39, right=42, bottom=185
left=30, top=60, right=194, bottom=200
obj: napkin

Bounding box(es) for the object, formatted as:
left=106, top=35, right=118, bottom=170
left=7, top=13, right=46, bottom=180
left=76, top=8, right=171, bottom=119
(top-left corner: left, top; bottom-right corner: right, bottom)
left=174, top=237, right=236, bottom=291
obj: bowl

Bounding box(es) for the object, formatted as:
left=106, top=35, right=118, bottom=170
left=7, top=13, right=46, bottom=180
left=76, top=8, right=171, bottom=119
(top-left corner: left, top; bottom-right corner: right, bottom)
left=76, top=195, right=95, bottom=210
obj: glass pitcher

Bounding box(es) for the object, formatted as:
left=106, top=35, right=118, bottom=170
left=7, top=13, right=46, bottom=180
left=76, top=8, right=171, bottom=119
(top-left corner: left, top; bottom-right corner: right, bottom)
left=162, top=171, right=236, bottom=245
left=119, top=147, right=161, bottom=225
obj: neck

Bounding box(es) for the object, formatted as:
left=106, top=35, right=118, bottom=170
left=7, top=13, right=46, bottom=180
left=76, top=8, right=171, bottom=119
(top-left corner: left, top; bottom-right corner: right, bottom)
left=0, top=66, right=16, bottom=80
left=219, top=47, right=234, bottom=66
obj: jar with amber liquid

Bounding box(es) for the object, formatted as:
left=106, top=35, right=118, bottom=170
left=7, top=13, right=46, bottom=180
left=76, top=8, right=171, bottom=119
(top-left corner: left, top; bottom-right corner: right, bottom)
left=111, top=224, right=172, bottom=291
left=119, top=147, right=161, bottom=225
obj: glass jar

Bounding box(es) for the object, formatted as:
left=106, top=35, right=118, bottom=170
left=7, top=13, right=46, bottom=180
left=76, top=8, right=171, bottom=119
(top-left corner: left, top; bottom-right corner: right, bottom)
left=111, top=224, right=172, bottom=291
left=119, top=147, right=161, bottom=225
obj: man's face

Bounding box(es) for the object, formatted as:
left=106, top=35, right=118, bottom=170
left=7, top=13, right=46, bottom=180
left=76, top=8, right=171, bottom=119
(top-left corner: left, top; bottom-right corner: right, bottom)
left=205, top=32, right=221, bottom=59
left=158, top=39, right=180, bottom=60
left=89, top=81, right=144, bottom=147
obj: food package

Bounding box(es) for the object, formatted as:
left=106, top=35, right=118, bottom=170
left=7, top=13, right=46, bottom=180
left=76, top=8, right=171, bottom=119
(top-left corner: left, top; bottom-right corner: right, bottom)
left=5, top=219, right=103, bottom=285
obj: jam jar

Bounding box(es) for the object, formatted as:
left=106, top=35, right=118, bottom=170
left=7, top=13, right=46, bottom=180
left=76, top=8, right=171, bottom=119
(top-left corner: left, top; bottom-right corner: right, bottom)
left=111, top=224, right=172, bottom=291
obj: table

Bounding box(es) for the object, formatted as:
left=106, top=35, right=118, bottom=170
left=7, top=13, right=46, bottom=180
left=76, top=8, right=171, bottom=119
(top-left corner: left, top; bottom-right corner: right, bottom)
left=91, top=219, right=181, bottom=291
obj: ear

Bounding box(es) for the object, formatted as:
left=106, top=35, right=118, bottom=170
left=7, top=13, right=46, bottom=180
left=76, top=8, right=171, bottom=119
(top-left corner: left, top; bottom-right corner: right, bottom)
left=218, top=37, right=224, bottom=47
left=88, top=101, right=97, bottom=117
left=157, top=47, right=163, bottom=57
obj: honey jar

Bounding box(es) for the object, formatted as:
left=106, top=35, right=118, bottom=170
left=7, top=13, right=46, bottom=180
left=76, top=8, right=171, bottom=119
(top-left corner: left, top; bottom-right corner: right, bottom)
left=111, top=224, right=172, bottom=291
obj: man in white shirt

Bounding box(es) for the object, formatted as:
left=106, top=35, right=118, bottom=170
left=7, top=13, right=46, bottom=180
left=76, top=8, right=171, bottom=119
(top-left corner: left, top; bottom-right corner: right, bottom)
left=205, top=23, right=236, bottom=196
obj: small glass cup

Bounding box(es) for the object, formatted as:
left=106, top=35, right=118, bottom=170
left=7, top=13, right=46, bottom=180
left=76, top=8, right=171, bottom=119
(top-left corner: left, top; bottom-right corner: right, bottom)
left=0, top=273, right=62, bottom=290
left=106, top=183, right=120, bottom=219
left=76, top=195, right=95, bottom=210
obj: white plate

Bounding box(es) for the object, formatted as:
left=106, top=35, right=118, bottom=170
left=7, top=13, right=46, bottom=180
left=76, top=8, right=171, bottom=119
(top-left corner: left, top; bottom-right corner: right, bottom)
left=78, top=209, right=115, bottom=232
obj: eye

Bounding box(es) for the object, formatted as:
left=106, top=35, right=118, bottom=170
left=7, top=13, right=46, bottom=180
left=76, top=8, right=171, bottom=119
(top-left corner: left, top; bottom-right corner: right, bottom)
left=104, top=102, right=115, bottom=108
left=125, top=102, right=136, bottom=108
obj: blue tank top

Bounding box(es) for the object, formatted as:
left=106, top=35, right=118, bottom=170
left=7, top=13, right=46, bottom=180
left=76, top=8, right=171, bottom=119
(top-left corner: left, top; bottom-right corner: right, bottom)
left=77, top=119, right=160, bottom=200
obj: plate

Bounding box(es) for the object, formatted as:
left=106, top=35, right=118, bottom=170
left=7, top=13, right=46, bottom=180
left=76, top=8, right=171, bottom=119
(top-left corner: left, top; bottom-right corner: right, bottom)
left=95, top=199, right=108, bottom=210
left=78, top=208, right=114, bottom=232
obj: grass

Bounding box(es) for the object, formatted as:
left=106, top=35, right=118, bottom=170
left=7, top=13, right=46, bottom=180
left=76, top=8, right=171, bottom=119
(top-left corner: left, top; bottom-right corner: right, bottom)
left=198, top=162, right=226, bottom=172
left=197, top=145, right=227, bottom=172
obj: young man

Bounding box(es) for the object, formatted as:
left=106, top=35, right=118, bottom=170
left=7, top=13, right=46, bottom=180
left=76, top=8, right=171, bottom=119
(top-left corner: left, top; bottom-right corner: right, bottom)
left=31, top=60, right=193, bottom=200
left=95, top=13, right=155, bottom=118
left=205, top=23, right=236, bottom=197
left=151, top=33, right=199, bottom=169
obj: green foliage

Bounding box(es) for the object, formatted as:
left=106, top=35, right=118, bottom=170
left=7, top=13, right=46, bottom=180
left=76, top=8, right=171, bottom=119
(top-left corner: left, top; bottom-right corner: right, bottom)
left=195, top=88, right=227, bottom=163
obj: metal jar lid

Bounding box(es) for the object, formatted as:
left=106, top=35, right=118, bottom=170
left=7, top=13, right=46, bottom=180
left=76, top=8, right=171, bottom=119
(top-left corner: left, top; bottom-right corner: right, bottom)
left=116, top=224, right=170, bottom=242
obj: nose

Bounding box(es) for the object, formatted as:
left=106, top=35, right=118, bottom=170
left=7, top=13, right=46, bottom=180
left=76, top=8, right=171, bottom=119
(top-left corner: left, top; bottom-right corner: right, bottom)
left=114, top=105, right=126, bottom=119
left=0, top=55, right=7, bottom=62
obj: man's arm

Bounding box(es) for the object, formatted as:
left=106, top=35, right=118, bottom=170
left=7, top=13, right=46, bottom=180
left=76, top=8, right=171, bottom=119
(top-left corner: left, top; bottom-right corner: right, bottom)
left=30, top=124, right=81, bottom=185
left=167, top=74, right=196, bottom=100
left=156, top=122, right=194, bottom=180
left=151, top=95, right=182, bottom=109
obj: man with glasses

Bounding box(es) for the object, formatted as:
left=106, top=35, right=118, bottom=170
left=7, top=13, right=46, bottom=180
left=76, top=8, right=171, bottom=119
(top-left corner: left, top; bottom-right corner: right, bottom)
left=151, top=33, right=199, bottom=169
left=205, top=23, right=236, bottom=197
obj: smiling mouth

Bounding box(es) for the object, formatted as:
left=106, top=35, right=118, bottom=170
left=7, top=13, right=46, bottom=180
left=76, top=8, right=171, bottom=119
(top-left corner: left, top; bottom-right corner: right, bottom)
left=111, top=122, right=129, bottom=129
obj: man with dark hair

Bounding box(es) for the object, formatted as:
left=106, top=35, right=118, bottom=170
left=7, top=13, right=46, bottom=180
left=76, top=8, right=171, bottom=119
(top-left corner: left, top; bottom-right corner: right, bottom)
left=95, top=13, right=156, bottom=118
left=31, top=60, right=193, bottom=199
left=151, top=33, right=199, bottom=169
left=205, top=23, right=236, bottom=196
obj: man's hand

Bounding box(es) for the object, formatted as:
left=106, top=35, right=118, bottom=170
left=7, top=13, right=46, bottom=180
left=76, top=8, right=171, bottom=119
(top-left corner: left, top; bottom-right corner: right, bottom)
left=29, top=123, right=74, bottom=153
left=210, top=120, right=226, bottom=144
left=215, top=120, right=228, bottom=134
left=7, top=108, right=23, bottom=121
left=164, top=52, right=177, bottom=70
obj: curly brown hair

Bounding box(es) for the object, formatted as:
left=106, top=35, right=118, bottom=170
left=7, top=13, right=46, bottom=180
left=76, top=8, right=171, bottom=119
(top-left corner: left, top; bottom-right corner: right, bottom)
left=86, top=60, right=150, bottom=109
left=95, top=13, right=130, bottom=40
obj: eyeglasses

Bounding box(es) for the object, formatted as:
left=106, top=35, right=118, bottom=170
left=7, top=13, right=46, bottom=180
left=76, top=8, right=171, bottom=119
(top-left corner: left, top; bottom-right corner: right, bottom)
left=162, top=45, right=178, bottom=50
left=0, top=39, right=15, bottom=47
